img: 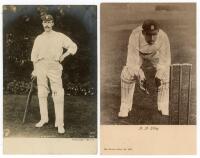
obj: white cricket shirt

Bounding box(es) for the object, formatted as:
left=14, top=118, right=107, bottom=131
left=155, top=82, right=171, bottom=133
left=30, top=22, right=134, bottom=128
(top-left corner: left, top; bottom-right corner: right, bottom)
left=31, top=30, right=77, bottom=62
left=126, top=26, right=171, bottom=77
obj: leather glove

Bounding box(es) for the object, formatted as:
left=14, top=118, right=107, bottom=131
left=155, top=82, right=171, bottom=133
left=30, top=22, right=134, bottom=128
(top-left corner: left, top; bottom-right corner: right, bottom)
left=155, top=77, right=161, bottom=88
left=138, top=69, right=149, bottom=95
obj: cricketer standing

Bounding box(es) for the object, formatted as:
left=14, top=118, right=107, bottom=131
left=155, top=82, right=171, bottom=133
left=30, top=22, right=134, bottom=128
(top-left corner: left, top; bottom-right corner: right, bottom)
left=31, top=14, right=77, bottom=133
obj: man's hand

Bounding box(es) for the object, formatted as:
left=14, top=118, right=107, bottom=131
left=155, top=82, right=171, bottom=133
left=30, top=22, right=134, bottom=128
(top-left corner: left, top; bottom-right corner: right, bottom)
left=138, top=69, right=149, bottom=95
left=31, top=70, right=37, bottom=80
left=155, top=77, right=161, bottom=88
left=139, top=79, right=149, bottom=95
left=59, top=55, right=65, bottom=63
left=138, top=68, right=145, bottom=83
left=121, top=66, right=133, bottom=81
left=59, top=52, right=71, bottom=63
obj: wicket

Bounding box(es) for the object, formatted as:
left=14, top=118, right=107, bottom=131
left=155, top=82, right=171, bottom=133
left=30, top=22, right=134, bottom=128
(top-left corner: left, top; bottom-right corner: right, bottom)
left=169, top=63, right=192, bottom=125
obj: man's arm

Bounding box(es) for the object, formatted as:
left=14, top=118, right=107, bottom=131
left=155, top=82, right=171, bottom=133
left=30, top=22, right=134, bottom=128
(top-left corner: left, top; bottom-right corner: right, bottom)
left=59, top=34, right=78, bottom=62
left=126, top=31, right=143, bottom=76
left=31, top=37, right=40, bottom=78
left=31, top=37, right=39, bottom=63
left=155, top=32, right=171, bottom=80
left=122, top=30, right=147, bottom=93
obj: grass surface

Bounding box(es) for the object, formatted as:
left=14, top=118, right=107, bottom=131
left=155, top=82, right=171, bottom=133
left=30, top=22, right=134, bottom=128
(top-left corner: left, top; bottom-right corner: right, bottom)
left=3, top=95, right=97, bottom=138
left=100, top=4, right=196, bottom=125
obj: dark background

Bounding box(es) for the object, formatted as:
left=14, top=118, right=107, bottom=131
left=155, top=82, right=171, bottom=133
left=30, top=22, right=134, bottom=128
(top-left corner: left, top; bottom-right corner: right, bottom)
left=3, top=5, right=97, bottom=96
left=101, top=3, right=196, bottom=125
left=3, top=5, right=97, bottom=138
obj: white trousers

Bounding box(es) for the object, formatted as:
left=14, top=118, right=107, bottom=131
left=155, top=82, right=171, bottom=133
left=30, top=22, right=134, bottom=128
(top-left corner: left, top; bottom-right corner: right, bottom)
left=119, top=66, right=169, bottom=117
left=35, top=60, right=64, bottom=126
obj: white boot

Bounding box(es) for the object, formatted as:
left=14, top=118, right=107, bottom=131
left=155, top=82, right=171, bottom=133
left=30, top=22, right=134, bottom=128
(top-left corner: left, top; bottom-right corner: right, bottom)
left=35, top=120, right=48, bottom=127
left=58, top=126, right=65, bottom=134
left=118, top=107, right=129, bottom=117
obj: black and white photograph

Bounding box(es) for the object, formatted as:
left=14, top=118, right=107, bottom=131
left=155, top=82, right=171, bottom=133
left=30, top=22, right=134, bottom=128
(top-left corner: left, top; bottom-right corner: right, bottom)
left=101, top=3, right=196, bottom=126
left=3, top=5, right=97, bottom=154
left=100, top=3, right=196, bottom=155
left=1, top=1, right=199, bottom=156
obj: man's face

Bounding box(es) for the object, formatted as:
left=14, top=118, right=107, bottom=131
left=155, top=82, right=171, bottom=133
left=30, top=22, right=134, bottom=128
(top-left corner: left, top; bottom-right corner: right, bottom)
left=143, top=30, right=159, bottom=45
left=42, top=20, right=54, bottom=32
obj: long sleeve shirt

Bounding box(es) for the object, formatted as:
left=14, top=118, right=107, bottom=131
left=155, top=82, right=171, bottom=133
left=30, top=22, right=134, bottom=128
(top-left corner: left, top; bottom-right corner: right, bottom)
left=126, top=26, right=171, bottom=78
left=31, top=30, right=77, bottom=63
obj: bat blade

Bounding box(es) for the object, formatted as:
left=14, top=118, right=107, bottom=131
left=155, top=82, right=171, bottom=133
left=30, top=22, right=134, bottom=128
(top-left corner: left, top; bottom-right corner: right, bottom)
left=22, top=78, right=35, bottom=124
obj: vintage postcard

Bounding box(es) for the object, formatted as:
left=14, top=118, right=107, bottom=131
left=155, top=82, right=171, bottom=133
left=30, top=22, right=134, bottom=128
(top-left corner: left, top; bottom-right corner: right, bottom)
left=100, top=3, right=196, bottom=154
left=3, top=5, right=97, bottom=154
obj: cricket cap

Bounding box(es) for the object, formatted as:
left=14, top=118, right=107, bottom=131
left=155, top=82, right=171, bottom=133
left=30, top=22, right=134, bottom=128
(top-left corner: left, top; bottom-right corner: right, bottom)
left=142, top=19, right=159, bottom=35
left=41, top=14, right=54, bottom=22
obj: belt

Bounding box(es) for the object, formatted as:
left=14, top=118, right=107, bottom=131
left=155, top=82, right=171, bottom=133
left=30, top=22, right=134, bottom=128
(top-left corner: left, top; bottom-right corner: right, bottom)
left=139, top=51, right=155, bottom=56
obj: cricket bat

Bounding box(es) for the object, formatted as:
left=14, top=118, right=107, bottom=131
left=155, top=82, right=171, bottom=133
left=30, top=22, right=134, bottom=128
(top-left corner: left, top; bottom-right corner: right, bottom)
left=22, top=78, right=36, bottom=124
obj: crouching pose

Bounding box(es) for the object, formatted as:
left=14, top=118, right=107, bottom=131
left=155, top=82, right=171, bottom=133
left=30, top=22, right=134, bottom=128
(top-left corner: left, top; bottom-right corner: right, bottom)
left=118, top=19, right=171, bottom=118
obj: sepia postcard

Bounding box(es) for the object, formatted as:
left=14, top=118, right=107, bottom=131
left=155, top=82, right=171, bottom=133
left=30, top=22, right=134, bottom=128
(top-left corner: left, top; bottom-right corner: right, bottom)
left=100, top=3, right=196, bottom=154
left=3, top=5, right=97, bottom=154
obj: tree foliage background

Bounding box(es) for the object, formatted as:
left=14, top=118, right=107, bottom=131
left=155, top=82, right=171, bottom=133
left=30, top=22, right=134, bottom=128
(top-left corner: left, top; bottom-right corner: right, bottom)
left=3, top=5, right=97, bottom=95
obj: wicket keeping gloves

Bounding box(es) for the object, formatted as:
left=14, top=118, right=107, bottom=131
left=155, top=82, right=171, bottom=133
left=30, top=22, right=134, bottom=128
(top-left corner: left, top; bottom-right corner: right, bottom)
left=155, top=77, right=161, bottom=88
left=121, top=66, right=134, bottom=82
left=138, top=68, right=149, bottom=94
